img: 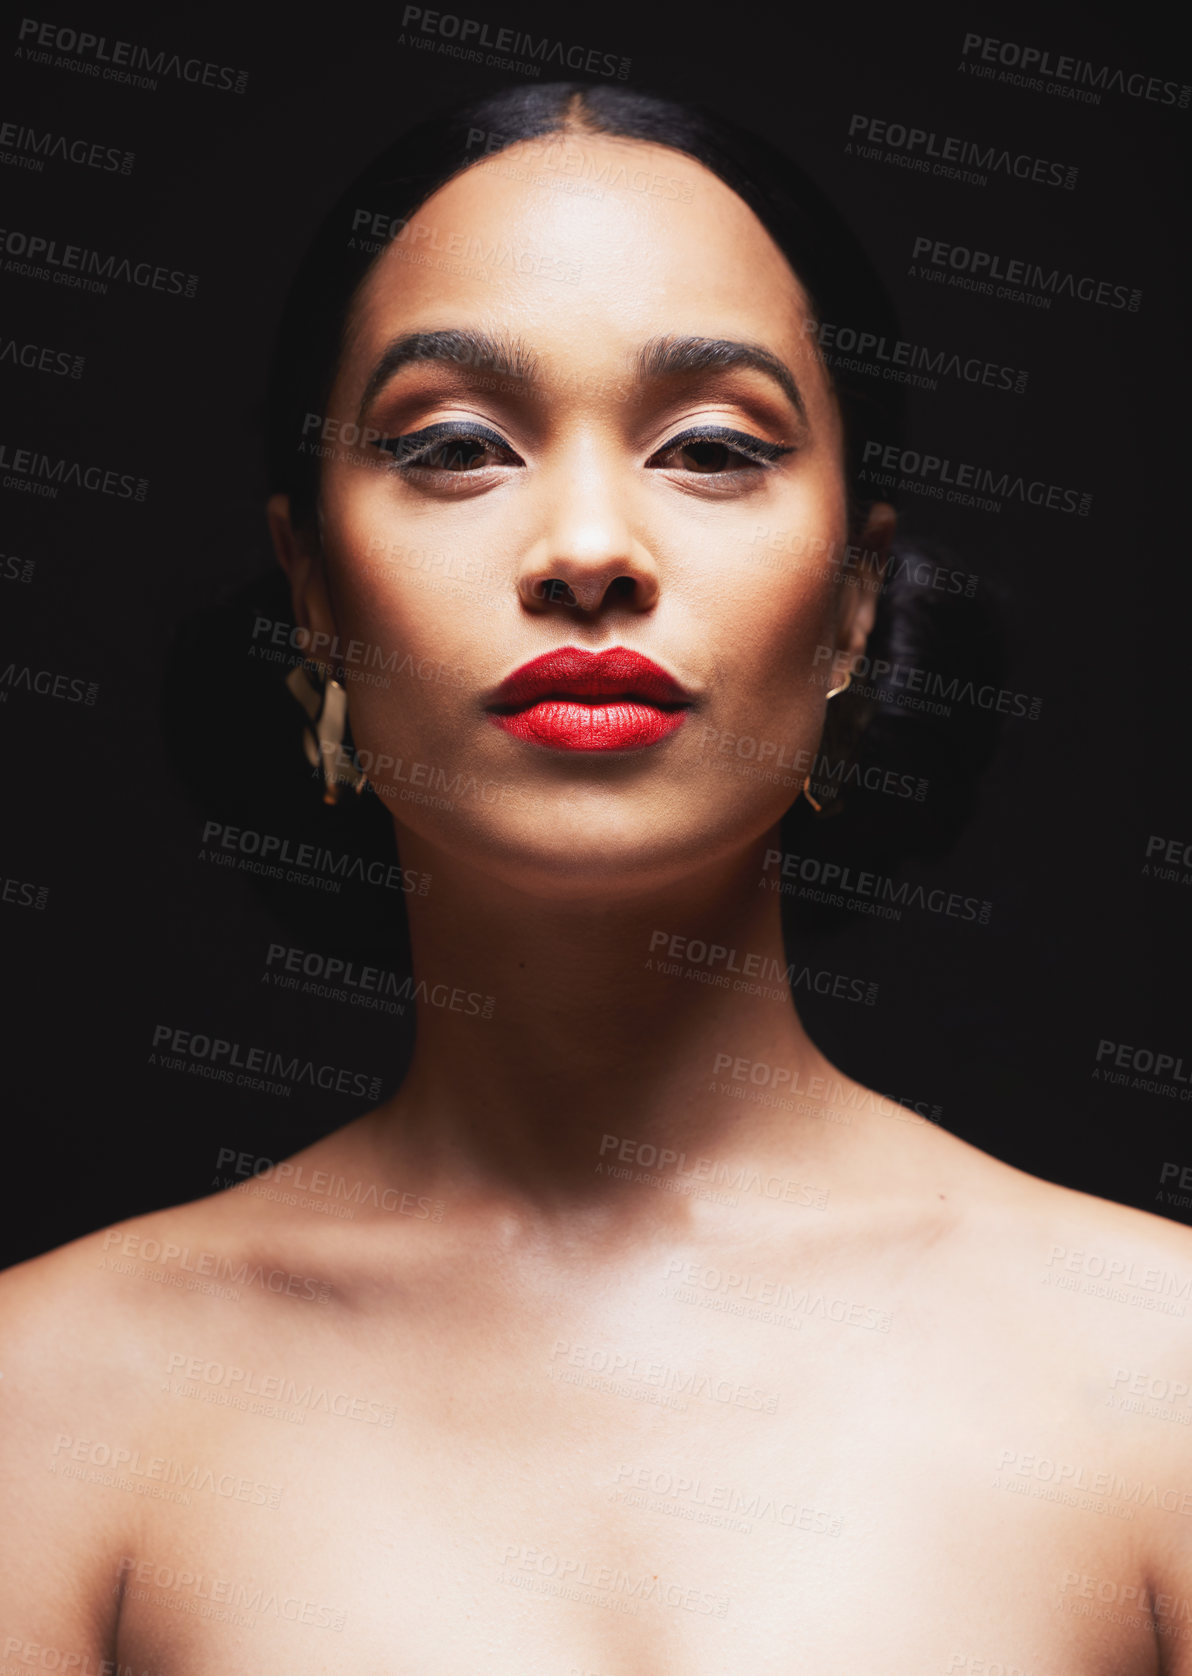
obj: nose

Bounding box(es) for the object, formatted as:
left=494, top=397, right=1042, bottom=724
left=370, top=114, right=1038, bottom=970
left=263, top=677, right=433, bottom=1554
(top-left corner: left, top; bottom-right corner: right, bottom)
left=515, top=443, right=660, bottom=616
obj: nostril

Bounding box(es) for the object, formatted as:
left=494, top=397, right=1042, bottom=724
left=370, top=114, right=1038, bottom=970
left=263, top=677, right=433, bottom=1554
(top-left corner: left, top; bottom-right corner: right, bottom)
left=534, top=579, right=579, bottom=606
left=608, top=576, right=636, bottom=602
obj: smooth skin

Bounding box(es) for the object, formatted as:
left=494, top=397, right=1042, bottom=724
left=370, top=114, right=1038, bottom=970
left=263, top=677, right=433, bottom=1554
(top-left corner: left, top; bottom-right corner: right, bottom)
left=2, top=123, right=1190, bottom=1673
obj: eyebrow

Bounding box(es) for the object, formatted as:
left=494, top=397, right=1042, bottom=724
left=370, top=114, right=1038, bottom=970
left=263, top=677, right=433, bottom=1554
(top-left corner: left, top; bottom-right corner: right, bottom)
left=637, top=334, right=806, bottom=419
left=356, top=330, right=538, bottom=422
left=356, top=327, right=806, bottom=421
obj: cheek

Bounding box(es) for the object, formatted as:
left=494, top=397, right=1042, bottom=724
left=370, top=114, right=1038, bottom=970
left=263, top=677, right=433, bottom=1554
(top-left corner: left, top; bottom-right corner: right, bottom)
left=328, top=577, right=475, bottom=775
left=317, top=481, right=479, bottom=742
left=702, top=481, right=848, bottom=721
left=322, top=457, right=505, bottom=637
left=699, top=579, right=839, bottom=781
left=302, top=606, right=453, bottom=810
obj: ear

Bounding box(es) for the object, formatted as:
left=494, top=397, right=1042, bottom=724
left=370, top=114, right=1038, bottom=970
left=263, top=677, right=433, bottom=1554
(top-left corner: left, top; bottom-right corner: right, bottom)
left=834, top=500, right=896, bottom=669
left=266, top=493, right=339, bottom=652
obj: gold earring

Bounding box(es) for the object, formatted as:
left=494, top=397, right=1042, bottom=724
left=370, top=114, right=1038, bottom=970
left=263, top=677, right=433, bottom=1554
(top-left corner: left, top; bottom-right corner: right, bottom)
left=285, top=663, right=369, bottom=805
left=801, top=664, right=852, bottom=810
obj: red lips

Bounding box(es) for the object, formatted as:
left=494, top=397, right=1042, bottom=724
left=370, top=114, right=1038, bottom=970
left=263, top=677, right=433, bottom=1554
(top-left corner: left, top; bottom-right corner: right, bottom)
left=486, top=646, right=691, bottom=751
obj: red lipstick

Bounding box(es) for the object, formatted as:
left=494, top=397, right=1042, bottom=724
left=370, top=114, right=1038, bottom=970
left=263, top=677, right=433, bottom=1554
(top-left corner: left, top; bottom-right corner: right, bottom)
left=486, top=646, right=691, bottom=751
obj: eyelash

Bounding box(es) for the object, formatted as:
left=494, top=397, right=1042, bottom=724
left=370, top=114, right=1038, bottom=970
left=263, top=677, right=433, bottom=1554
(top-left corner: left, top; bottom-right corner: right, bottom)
left=374, top=421, right=516, bottom=475
left=372, top=422, right=795, bottom=480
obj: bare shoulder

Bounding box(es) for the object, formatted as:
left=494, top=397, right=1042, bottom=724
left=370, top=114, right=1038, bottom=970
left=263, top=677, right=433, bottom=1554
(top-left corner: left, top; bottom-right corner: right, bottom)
left=0, top=1166, right=353, bottom=1358
left=0, top=1188, right=265, bottom=1470
left=0, top=1205, right=198, bottom=1657
left=0, top=1198, right=222, bottom=1452
left=888, top=1118, right=1192, bottom=1413
left=933, top=1137, right=1192, bottom=1481
left=936, top=1125, right=1192, bottom=1328
left=0, top=1180, right=340, bottom=1654
left=0, top=1114, right=426, bottom=1415
left=855, top=1083, right=1192, bottom=1317
left=898, top=1129, right=1192, bottom=1615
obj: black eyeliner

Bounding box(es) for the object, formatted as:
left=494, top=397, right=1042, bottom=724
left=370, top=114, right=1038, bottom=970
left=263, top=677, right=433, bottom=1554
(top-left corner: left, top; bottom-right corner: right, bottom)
left=370, top=419, right=794, bottom=474
left=659, top=425, right=796, bottom=465
left=372, top=420, right=514, bottom=468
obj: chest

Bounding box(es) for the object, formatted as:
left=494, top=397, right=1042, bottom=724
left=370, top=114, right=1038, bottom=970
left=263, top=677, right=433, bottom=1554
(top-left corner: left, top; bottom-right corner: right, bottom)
left=116, top=1309, right=1158, bottom=1674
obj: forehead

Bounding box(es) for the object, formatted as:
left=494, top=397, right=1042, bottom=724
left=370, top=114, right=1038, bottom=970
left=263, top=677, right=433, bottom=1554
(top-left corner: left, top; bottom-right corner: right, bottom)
left=344, top=133, right=820, bottom=385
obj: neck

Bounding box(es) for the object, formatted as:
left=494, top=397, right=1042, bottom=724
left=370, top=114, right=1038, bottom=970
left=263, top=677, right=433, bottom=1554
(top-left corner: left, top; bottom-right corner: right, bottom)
left=363, top=819, right=877, bottom=1213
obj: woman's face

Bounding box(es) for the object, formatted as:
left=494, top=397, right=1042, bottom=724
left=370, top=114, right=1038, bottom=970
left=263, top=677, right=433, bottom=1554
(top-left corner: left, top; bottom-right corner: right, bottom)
left=274, top=132, right=892, bottom=898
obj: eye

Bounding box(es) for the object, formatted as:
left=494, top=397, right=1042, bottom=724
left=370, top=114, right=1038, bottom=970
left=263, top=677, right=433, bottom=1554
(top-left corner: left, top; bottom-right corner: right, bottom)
left=648, top=426, right=795, bottom=475
left=374, top=422, right=522, bottom=475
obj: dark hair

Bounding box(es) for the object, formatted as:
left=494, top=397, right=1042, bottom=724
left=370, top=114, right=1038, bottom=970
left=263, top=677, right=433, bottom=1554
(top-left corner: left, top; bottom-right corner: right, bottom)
left=266, top=80, right=906, bottom=536
left=163, top=81, right=1005, bottom=982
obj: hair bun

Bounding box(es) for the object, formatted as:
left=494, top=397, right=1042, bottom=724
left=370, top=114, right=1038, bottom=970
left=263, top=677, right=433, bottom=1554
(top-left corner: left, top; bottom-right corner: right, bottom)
left=780, top=539, right=1009, bottom=927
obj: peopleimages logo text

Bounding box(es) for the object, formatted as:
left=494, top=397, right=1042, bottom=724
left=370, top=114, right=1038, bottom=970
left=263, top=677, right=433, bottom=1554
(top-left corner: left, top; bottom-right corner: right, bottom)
left=960, top=33, right=1189, bottom=107
left=400, top=8, right=629, bottom=78
left=0, top=441, right=145, bottom=500
left=0, top=120, right=134, bottom=173
left=762, top=848, right=993, bottom=925
left=0, top=663, right=97, bottom=704
left=16, top=18, right=249, bottom=93
left=847, top=114, right=1076, bottom=189
left=911, top=236, right=1139, bottom=311
left=861, top=440, right=1089, bottom=516
left=0, top=226, right=197, bottom=295
left=199, top=821, right=430, bottom=895
left=800, top=317, right=1026, bottom=396
left=150, top=1024, right=380, bottom=1101
left=0, top=334, right=83, bottom=377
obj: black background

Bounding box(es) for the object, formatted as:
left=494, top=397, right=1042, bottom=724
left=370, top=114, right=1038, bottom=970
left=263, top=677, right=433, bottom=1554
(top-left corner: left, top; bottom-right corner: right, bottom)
left=2, top=0, right=1188, bottom=1268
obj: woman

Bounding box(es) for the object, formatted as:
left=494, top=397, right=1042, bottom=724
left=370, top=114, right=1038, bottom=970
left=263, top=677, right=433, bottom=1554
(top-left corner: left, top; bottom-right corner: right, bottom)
left=2, top=82, right=1189, bottom=1673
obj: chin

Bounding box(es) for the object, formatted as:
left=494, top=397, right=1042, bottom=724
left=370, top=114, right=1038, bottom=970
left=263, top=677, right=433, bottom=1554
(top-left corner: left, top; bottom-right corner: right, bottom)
left=393, top=792, right=782, bottom=902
